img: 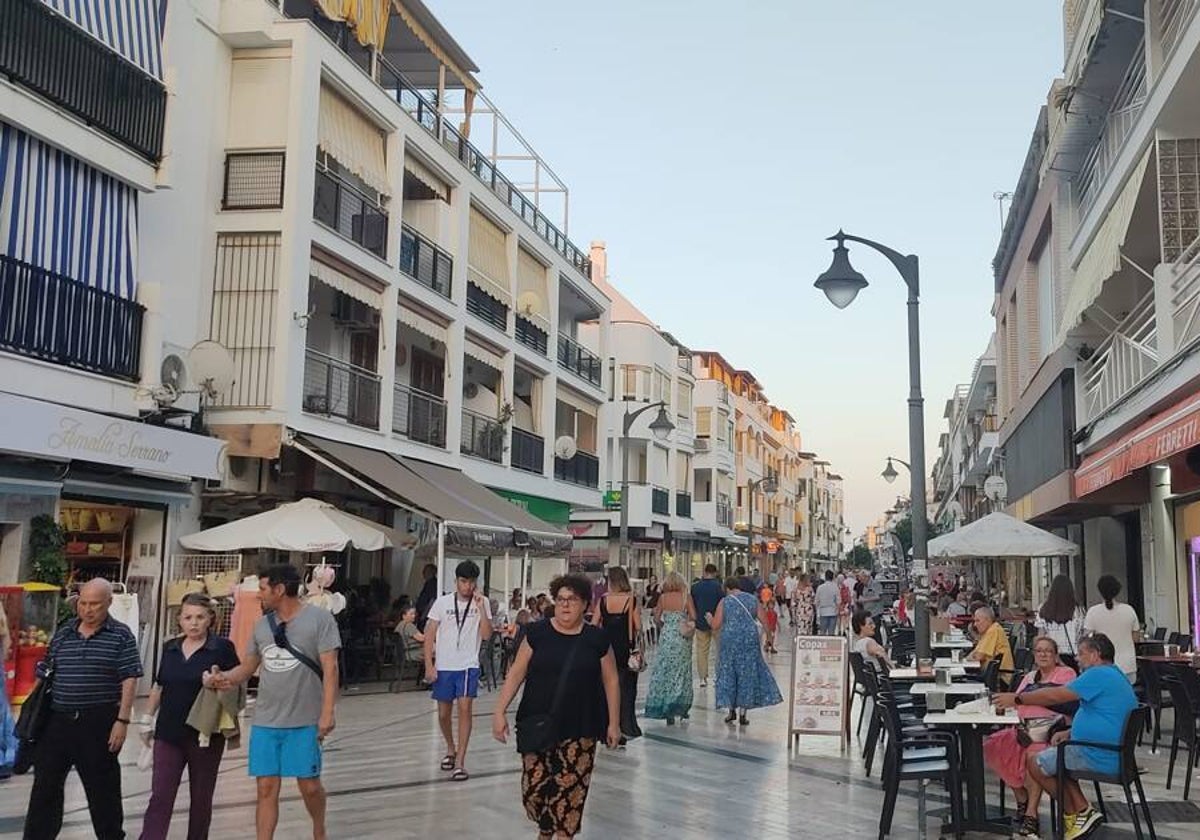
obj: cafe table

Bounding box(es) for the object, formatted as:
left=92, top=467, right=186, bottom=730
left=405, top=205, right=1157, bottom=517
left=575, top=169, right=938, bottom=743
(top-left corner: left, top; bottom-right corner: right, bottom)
left=923, top=708, right=1020, bottom=835
left=888, top=666, right=967, bottom=680
left=1137, top=654, right=1200, bottom=667
left=907, top=682, right=988, bottom=696
left=930, top=638, right=974, bottom=651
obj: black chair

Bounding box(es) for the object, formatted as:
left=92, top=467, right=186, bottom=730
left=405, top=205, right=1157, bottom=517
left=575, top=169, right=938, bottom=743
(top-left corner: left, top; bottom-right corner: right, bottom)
left=889, top=627, right=916, bottom=667
left=979, top=659, right=1001, bottom=691
left=1163, top=670, right=1198, bottom=800
left=1013, top=646, right=1033, bottom=676
left=1051, top=704, right=1156, bottom=840
left=849, top=651, right=874, bottom=736
left=1153, top=627, right=1168, bottom=641
left=876, top=693, right=964, bottom=840
left=1138, top=659, right=1174, bottom=753
left=478, top=633, right=501, bottom=691
left=1169, top=632, right=1193, bottom=653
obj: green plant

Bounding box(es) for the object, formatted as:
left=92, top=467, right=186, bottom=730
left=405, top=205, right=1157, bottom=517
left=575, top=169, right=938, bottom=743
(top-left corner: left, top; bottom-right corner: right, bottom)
left=29, top=514, right=67, bottom=586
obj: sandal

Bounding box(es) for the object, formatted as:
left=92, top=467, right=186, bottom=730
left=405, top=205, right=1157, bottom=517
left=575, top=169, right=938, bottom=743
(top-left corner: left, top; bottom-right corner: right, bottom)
left=450, top=768, right=469, bottom=781
left=439, top=754, right=455, bottom=771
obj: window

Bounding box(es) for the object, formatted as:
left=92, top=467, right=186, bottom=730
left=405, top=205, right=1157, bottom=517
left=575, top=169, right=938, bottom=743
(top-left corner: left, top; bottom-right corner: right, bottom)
left=654, top=369, right=671, bottom=407
left=1036, top=237, right=1056, bottom=359
left=676, top=380, right=693, bottom=417
left=677, top=453, right=691, bottom=492
left=695, top=407, right=712, bottom=436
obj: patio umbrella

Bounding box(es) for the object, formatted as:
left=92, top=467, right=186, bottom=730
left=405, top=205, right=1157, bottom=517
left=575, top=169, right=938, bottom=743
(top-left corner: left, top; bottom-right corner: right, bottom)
left=925, top=512, right=1079, bottom=559
left=179, top=497, right=407, bottom=553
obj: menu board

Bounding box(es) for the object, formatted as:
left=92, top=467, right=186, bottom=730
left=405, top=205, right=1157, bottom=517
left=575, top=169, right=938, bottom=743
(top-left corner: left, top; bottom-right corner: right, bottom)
left=788, top=635, right=850, bottom=745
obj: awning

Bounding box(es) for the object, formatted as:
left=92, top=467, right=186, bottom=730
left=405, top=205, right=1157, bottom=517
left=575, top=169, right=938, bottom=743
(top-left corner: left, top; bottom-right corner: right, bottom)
left=311, top=257, right=384, bottom=309
left=516, top=247, right=550, bottom=329
left=318, top=86, right=390, bottom=197
left=291, top=433, right=569, bottom=556
left=468, top=207, right=512, bottom=305
left=1058, top=147, right=1153, bottom=342
left=391, top=0, right=480, bottom=94
left=404, top=154, right=449, bottom=202
left=465, top=340, right=504, bottom=372
left=398, top=304, right=448, bottom=344
left=1075, top=389, right=1200, bottom=496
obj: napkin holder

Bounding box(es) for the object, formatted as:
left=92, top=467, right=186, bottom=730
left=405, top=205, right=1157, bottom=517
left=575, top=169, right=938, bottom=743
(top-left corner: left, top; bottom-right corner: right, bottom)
left=926, top=690, right=947, bottom=713
left=935, top=667, right=951, bottom=686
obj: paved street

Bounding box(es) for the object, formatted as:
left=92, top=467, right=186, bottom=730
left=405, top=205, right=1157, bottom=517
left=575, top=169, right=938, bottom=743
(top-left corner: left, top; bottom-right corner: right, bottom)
left=4, top=644, right=1200, bottom=839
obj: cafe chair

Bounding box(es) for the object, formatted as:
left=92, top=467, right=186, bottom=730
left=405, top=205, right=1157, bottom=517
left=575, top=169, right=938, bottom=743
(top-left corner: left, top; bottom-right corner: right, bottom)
left=876, top=694, right=963, bottom=840
left=1165, top=664, right=1200, bottom=800
left=1168, top=632, right=1193, bottom=653
left=848, top=651, right=874, bottom=736
left=1138, top=659, right=1174, bottom=753
left=1051, top=704, right=1155, bottom=840
left=388, top=635, right=424, bottom=692
left=1153, top=627, right=1168, bottom=641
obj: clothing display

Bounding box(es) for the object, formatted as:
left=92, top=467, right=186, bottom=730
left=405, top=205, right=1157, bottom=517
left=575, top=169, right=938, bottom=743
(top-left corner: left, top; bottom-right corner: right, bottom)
left=107, top=592, right=140, bottom=646
left=229, top=588, right=263, bottom=659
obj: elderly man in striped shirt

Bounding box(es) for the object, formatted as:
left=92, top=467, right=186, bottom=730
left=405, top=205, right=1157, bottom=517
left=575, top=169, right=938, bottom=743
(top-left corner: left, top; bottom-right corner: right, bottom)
left=23, top=577, right=142, bottom=840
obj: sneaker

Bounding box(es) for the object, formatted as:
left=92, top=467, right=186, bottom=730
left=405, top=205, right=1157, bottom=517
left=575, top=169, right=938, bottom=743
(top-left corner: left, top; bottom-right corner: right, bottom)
left=699, top=679, right=707, bottom=688
left=1017, top=815, right=1041, bottom=838
left=1065, top=807, right=1103, bottom=840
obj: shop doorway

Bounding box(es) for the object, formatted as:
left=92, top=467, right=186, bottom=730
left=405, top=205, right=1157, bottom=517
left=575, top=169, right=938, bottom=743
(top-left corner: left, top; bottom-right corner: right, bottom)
left=1121, top=512, right=1146, bottom=619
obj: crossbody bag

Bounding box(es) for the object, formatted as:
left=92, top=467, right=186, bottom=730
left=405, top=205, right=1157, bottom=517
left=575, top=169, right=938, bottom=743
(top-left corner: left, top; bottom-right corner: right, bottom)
left=515, top=638, right=581, bottom=754
left=267, top=612, right=324, bottom=681
left=732, top=592, right=764, bottom=636
left=626, top=600, right=647, bottom=672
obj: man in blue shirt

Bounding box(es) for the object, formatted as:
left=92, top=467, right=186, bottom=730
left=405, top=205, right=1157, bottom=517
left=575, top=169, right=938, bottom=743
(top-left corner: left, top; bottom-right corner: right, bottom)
left=690, top=564, right=724, bottom=687
left=995, top=633, right=1137, bottom=840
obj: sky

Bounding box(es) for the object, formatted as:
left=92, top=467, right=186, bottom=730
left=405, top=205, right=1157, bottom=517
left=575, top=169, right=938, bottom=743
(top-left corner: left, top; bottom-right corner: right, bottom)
left=425, top=0, right=1065, bottom=535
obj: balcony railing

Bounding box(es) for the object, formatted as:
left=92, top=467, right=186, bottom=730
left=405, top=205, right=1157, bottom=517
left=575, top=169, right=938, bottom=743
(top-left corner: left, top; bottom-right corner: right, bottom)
left=652, top=486, right=670, bottom=516
left=557, top=334, right=602, bottom=387
left=716, top=500, right=733, bottom=529
left=676, top=492, right=692, bottom=518
left=555, top=451, right=599, bottom=487
left=677, top=355, right=692, bottom=374
left=1171, top=234, right=1200, bottom=349
left=510, top=427, right=545, bottom=474
left=461, top=408, right=504, bottom=463
left=1159, top=0, right=1200, bottom=65
left=515, top=316, right=548, bottom=356
left=314, top=166, right=387, bottom=260
left=392, top=383, right=446, bottom=447
left=399, top=225, right=452, bottom=298
left=0, top=254, right=144, bottom=381
left=1080, top=289, right=1158, bottom=421
left=1075, top=40, right=1148, bottom=218
left=466, top=283, right=508, bottom=332
left=0, top=0, right=167, bottom=161
left=303, top=349, right=381, bottom=428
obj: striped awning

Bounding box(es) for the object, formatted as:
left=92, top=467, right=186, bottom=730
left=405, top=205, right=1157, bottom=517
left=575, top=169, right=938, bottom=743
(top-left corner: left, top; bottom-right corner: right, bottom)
left=465, top=340, right=504, bottom=372
left=398, top=304, right=447, bottom=344
left=404, top=154, right=449, bottom=203
left=318, top=86, right=390, bottom=197
left=41, top=0, right=166, bottom=79
left=310, top=257, right=383, bottom=309
left=0, top=122, right=138, bottom=299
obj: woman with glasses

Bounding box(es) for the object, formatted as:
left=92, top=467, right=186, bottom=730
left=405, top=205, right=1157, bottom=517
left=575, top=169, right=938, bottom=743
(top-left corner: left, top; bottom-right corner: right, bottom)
left=493, top=574, right=620, bottom=840
left=982, top=636, right=1076, bottom=837
left=592, top=566, right=643, bottom=743
left=643, top=571, right=696, bottom=725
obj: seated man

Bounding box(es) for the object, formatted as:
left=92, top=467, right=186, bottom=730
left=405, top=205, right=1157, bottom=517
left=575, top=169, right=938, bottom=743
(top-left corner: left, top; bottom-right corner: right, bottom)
left=944, top=591, right=970, bottom=619
left=994, top=633, right=1136, bottom=840
left=967, top=606, right=1014, bottom=682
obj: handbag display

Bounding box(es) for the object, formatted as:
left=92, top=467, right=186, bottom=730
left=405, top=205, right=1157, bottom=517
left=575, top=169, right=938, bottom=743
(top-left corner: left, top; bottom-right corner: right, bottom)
left=166, top=579, right=204, bottom=607
left=203, top=570, right=240, bottom=598
left=515, top=639, right=581, bottom=754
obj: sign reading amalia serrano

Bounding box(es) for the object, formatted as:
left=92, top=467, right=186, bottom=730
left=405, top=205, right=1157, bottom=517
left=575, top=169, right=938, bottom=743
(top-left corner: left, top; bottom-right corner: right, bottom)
left=1075, top=391, right=1200, bottom=497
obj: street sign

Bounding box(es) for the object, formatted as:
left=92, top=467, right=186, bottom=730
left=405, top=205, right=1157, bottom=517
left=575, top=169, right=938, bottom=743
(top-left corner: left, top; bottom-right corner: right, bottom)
left=602, top=490, right=622, bottom=510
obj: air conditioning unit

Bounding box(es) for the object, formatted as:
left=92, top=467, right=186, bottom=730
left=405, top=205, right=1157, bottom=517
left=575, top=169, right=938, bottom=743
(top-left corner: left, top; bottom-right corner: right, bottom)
left=332, top=294, right=380, bottom=331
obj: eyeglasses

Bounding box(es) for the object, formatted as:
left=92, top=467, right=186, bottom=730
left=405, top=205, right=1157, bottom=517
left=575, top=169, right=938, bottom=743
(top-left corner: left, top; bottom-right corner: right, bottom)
left=554, top=596, right=582, bottom=606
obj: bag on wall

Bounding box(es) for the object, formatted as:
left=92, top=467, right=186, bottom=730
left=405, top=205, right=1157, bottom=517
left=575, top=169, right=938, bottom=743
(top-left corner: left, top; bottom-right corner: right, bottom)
left=203, top=571, right=240, bottom=598
left=166, top=579, right=204, bottom=607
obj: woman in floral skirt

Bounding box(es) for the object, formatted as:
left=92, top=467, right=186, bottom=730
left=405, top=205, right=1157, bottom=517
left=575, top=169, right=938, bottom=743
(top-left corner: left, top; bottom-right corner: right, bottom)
left=643, top=572, right=695, bottom=725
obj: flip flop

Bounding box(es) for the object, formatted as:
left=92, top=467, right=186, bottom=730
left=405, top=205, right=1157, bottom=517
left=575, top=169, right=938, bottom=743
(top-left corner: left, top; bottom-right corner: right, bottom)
left=451, top=768, right=469, bottom=781
left=439, top=754, right=455, bottom=771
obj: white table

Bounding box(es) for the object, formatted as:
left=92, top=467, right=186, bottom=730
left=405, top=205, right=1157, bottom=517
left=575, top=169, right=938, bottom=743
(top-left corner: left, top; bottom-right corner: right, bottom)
left=888, top=666, right=967, bottom=680
left=908, top=682, right=988, bottom=696
left=934, top=657, right=979, bottom=669
left=930, top=638, right=974, bottom=650
left=923, top=710, right=1020, bottom=835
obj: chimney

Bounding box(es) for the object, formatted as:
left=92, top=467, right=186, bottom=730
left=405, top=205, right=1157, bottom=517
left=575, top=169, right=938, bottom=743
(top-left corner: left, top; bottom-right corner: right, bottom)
left=589, top=240, right=607, bottom=286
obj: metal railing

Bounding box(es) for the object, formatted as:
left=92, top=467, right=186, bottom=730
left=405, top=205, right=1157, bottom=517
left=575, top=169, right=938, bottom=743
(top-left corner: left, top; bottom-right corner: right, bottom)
left=677, top=355, right=692, bottom=373
left=1080, top=289, right=1158, bottom=421
left=652, top=486, right=670, bottom=516
left=510, top=427, right=545, bottom=474
left=1075, top=40, right=1148, bottom=218
left=223, top=152, right=285, bottom=210
left=392, top=383, right=446, bottom=447
left=676, top=492, right=692, bottom=518
left=314, top=166, right=387, bottom=260
left=515, top=316, right=548, bottom=355
left=554, top=450, right=599, bottom=487
left=1159, top=0, right=1200, bottom=64
left=0, top=0, right=167, bottom=161
left=466, top=283, right=508, bottom=332
left=461, top=408, right=504, bottom=463
left=0, top=254, right=144, bottom=380
left=302, top=349, right=381, bottom=428
left=716, top=500, right=733, bottom=529
left=399, top=225, right=452, bottom=298
left=1171, top=233, right=1200, bottom=349
left=557, top=334, right=602, bottom=387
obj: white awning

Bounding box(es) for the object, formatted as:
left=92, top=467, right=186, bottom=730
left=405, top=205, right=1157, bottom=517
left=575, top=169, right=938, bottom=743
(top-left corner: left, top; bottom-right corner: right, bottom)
left=1057, top=147, right=1152, bottom=343
left=318, top=86, right=390, bottom=197
left=468, top=207, right=512, bottom=304
left=398, top=305, right=448, bottom=344
left=404, top=153, right=449, bottom=203
left=310, top=258, right=383, bottom=309
left=555, top=384, right=599, bottom=416
left=465, top=340, right=504, bottom=372
left=517, top=246, right=550, bottom=330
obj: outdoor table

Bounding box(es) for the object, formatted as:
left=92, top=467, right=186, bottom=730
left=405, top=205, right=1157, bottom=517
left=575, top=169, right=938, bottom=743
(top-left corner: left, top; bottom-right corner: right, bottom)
left=908, top=682, right=988, bottom=696
left=930, top=638, right=974, bottom=651
left=888, top=666, right=967, bottom=680
left=934, top=657, right=979, bottom=669
left=1137, top=654, right=1200, bottom=667
left=923, top=708, right=1020, bottom=835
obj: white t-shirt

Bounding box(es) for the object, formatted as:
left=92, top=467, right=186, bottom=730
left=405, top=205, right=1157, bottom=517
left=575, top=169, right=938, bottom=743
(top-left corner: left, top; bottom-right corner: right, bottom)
left=815, top=581, right=840, bottom=617
left=1034, top=610, right=1086, bottom=657
left=1083, top=602, right=1140, bottom=679
left=784, top=575, right=799, bottom=598
left=427, top=592, right=492, bottom=672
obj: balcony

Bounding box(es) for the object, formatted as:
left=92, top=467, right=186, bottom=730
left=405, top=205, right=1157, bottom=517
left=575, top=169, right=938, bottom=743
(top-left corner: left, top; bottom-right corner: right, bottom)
left=1080, top=289, right=1157, bottom=422
left=314, top=166, right=387, bottom=260
left=652, top=486, right=670, bottom=516
left=461, top=408, right=504, bottom=463
left=677, top=355, right=692, bottom=374
left=557, top=334, right=602, bottom=387
left=466, top=283, right=508, bottom=332
left=392, top=383, right=446, bottom=447
left=0, top=255, right=144, bottom=381
left=515, top=316, right=548, bottom=356
left=510, top=427, right=545, bottom=474
left=1074, top=40, right=1147, bottom=218
left=1159, top=0, right=1200, bottom=65
left=302, top=349, right=381, bottom=428
left=555, top=451, right=599, bottom=488
left=399, top=225, right=451, bottom=299
left=676, top=492, right=692, bottom=518
left=0, top=0, right=167, bottom=161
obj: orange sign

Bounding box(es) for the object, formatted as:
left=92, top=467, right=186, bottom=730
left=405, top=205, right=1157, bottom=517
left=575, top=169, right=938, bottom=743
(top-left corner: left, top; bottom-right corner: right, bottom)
left=767, top=540, right=780, bottom=555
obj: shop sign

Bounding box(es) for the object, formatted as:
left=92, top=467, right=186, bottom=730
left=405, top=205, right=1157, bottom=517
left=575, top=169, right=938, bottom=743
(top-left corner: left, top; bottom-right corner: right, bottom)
left=1076, top=392, right=1200, bottom=497
left=567, top=521, right=609, bottom=539
left=767, top=540, right=780, bottom=555
left=491, top=489, right=571, bottom=526
left=0, top=392, right=225, bottom=480
left=602, top=490, right=622, bottom=510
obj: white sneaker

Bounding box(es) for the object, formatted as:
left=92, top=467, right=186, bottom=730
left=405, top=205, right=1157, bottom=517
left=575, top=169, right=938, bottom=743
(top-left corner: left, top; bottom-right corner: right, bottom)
left=699, top=679, right=707, bottom=688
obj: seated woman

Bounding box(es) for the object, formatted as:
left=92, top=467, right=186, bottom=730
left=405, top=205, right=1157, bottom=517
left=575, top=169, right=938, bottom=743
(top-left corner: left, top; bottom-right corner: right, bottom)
left=981, top=636, right=1076, bottom=837
left=394, top=606, right=425, bottom=665
left=851, top=609, right=894, bottom=672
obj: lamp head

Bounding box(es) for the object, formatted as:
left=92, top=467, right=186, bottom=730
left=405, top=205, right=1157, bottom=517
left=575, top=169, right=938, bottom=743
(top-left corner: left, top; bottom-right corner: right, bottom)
left=815, top=231, right=868, bottom=309
left=649, top=405, right=675, bottom=442
left=882, top=458, right=899, bottom=484
left=762, top=475, right=779, bottom=495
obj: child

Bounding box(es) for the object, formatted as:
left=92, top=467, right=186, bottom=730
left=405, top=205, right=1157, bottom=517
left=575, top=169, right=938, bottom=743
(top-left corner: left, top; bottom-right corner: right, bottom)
left=763, top=598, right=779, bottom=654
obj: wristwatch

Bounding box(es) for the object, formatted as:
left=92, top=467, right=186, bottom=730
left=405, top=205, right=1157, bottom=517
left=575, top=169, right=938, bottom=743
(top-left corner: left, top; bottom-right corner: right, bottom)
left=116, top=717, right=131, bottom=724
left=1013, top=695, right=1023, bottom=706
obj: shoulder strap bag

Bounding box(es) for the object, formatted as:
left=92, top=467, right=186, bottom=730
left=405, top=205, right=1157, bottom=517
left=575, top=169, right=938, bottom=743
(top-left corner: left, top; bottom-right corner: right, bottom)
left=626, top=599, right=647, bottom=672
left=267, top=612, right=324, bottom=681
left=14, top=668, right=53, bottom=743
left=677, top=594, right=696, bottom=640
left=516, top=635, right=581, bottom=754
left=732, top=592, right=765, bottom=637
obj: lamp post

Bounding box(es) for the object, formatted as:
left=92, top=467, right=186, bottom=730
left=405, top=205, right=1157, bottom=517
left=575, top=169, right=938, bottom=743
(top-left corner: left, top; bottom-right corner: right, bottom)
left=618, top=401, right=675, bottom=569
left=815, top=230, right=931, bottom=663
left=881, top=456, right=910, bottom=484
left=745, top=474, right=778, bottom=579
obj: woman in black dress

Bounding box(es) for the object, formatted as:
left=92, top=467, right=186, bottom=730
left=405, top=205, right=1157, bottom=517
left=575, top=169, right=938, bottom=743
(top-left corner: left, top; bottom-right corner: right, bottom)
left=493, top=574, right=620, bottom=839
left=592, top=565, right=642, bottom=742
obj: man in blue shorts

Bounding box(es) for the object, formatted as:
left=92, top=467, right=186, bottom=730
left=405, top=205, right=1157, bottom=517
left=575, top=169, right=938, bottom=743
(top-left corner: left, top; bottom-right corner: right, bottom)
left=995, top=632, right=1137, bottom=839
left=212, top=564, right=341, bottom=840
left=424, top=560, right=492, bottom=781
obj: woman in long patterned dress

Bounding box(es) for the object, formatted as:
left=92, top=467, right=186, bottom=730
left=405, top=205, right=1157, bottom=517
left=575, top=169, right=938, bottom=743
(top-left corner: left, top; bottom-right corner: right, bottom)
left=794, top=575, right=816, bottom=636
left=643, top=572, right=695, bottom=725
left=706, top=577, right=783, bottom=726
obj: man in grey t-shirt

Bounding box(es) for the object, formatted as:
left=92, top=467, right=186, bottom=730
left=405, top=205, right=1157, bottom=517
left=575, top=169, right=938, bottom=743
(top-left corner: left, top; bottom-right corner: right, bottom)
left=212, top=565, right=340, bottom=840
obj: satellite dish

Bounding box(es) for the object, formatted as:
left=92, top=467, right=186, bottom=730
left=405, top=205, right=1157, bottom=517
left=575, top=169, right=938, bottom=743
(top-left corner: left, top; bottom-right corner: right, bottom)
left=189, top=341, right=235, bottom=399
left=154, top=354, right=188, bottom=405
left=517, top=291, right=542, bottom=316
left=983, top=475, right=1008, bottom=503
left=554, top=436, right=577, bottom=460
left=463, top=382, right=479, bottom=400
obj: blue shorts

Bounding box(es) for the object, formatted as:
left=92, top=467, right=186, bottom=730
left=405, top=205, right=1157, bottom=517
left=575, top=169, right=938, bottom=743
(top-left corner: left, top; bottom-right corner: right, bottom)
left=249, top=725, right=322, bottom=778
left=1035, top=745, right=1109, bottom=778
left=430, top=668, right=480, bottom=702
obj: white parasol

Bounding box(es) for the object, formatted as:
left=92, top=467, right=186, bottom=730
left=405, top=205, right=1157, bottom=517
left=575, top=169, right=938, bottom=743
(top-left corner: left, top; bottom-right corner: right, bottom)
left=925, top=511, right=1079, bottom=560
left=179, top=497, right=407, bottom=553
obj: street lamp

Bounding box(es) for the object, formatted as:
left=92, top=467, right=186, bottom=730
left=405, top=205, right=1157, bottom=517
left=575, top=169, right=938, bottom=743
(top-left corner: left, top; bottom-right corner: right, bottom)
left=815, top=230, right=932, bottom=663
left=745, top=474, right=778, bottom=577
left=881, top=456, right=910, bottom=484
left=618, top=401, right=675, bottom=568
